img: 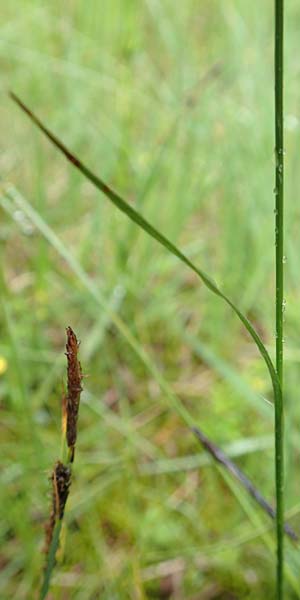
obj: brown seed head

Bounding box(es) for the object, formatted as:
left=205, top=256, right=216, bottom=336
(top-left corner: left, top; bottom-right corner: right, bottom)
left=53, top=460, right=71, bottom=520
left=44, top=461, right=71, bottom=554
left=65, top=327, right=83, bottom=458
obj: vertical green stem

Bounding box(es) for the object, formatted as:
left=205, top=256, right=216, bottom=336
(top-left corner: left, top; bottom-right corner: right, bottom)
left=39, top=521, right=62, bottom=600
left=274, top=1, right=284, bottom=598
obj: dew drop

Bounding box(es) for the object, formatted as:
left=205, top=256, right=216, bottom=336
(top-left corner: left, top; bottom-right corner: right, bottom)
left=282, top=255, right=287, bottom=264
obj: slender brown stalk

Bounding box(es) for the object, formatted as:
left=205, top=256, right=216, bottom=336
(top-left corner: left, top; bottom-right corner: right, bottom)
left=192, top=427, right=297, bottom=542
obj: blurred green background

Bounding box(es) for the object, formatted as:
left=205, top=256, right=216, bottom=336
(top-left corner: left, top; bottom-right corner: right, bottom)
left=2, top=1, right=300, bottom=598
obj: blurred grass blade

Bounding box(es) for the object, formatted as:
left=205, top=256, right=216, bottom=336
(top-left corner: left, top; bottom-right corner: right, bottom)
left=141, top=434, right=273, bottom=475
left=192, top=426, right=297, bottom=542
left=181, top=328, right=271, bottom=416
left=0, top=186, right=198, bottom=428
left=9, top=92, right=280, bottom=405
left=219, top=469, right=300, bottom=595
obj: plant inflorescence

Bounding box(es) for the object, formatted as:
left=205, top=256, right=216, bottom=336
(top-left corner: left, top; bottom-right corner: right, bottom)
left=40, top=327, right=83, bottom=600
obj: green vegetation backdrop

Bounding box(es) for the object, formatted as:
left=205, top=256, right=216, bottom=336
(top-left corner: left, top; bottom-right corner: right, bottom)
left=1, top=1, right=300, bottom=598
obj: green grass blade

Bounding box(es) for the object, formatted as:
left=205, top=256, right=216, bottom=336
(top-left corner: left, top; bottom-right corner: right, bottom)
left=39, top=520, right=62, bottom=600
left=0, top=185, right=197, bottom=428
left=9, top=92, right=280, bottom=408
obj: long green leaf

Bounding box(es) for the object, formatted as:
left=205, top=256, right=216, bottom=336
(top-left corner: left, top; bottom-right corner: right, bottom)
left=9, top=92, right=280, bottom=406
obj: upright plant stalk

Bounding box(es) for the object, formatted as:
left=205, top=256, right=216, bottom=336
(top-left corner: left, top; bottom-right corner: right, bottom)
left=274, top=1, right=284, bottom=597
left=10, top=51, right=287, bottom=592
left=40, top=327, right=83, bottom=600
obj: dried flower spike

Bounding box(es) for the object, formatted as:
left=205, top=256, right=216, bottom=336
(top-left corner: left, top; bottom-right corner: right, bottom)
left=53, top=461, right=71, bottom=519
left=65, top=326, right=83, bottom=461
left=44, top=503, right=56, bottom=556
left=44, top=461, right=71, bottom=554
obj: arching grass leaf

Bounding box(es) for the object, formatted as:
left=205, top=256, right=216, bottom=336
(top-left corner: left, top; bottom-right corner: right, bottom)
left=9, top=92, right=280, bottom=407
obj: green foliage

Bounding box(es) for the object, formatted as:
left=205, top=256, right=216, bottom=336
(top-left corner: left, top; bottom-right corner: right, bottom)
left=1, top=1, right=300, bottom=598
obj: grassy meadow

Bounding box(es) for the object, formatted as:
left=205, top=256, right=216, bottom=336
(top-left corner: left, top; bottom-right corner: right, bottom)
left=2, top=1, right=300, bottom=598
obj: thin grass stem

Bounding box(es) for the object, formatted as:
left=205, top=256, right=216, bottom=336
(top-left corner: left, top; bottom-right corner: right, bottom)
left=39, top=328, right=82, bottom=599
left=274, top=1, right=285, bottom=597
left=39, top=521, right=62, bottom=600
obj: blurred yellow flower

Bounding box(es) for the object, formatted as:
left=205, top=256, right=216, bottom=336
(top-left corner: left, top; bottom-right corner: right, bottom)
left=0, top=357, right=8, bottom=375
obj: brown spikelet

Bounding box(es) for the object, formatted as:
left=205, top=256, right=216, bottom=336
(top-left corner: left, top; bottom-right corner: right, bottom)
left=65, top=327, right=83, bottom=461
left=44, top=505, right=56, bottom=555
left=53, top=461, right=71, bottom=519
left=44, top=461, right=71, bottom=554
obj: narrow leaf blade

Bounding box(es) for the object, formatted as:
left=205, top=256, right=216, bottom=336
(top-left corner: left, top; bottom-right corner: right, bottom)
left=9, top=92, right=280, bottom=404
